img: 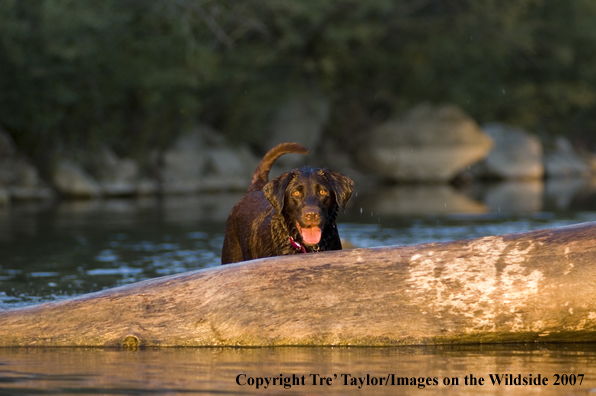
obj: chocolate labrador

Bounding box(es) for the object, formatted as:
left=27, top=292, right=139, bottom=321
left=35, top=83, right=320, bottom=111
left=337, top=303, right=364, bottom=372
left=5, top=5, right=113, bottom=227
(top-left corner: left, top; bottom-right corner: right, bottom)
left=221, top=142, right=354, bottom=264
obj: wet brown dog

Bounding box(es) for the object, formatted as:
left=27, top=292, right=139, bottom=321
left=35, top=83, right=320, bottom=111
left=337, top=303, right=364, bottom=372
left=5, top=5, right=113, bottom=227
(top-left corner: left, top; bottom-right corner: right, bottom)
left=221, top=142, right=354, bottom=264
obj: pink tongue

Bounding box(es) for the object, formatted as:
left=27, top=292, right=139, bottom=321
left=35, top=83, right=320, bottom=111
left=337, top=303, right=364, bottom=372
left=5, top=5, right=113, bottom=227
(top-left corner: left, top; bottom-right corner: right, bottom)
left=299, top=225, right=322, bottom=245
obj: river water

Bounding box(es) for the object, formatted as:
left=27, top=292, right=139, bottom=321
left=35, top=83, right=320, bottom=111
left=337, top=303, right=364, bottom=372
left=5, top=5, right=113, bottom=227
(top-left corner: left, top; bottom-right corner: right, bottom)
left=1, top=181, right=596, bottom=395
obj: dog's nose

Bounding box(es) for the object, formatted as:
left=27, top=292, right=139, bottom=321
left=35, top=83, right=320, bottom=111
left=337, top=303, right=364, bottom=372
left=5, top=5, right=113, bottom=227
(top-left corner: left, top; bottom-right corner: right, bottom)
left=305, top=212, right=320, bottom=222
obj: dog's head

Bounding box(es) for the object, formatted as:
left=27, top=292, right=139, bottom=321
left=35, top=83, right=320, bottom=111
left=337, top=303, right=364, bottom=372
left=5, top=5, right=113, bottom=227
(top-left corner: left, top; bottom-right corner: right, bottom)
left=263, top=166, right=354, bottom=246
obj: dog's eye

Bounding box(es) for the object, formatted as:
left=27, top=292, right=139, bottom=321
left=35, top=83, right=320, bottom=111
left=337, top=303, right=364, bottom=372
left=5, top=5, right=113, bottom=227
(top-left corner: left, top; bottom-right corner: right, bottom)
left=319, top=189, right=328, bottom=196
left=292, top=190, right=301, bottom=197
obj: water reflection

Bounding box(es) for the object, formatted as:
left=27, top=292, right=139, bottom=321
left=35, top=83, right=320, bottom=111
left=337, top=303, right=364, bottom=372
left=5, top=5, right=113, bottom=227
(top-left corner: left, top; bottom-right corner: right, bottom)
left=473, top=180, right=544, bottom=213
left=351, top=184, right=488, bottom=216
left=350, top=177, right=596, bottom=216
left=1, top=345, right=595, bottom=395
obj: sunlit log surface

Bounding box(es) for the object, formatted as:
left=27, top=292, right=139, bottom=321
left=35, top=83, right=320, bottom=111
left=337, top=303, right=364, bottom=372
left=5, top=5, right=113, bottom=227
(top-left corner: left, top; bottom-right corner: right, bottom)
left=2, top=222, right=596, bottom=347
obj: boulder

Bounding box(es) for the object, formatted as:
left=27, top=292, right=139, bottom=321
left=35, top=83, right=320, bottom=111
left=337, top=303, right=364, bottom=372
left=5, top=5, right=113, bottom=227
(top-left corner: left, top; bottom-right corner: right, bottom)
left=161, top=128, right=206, bottom=193
left=8, top=186, right=54, bottom=201
left=160, top=124, right=259, bottom=193
left=544, top=138, right=591, bottom=178
left=472, top=123, right=543, bottom=180
left=587, top=153, right=596, bottom=174
left=52, top=149, right=160, bottom=198
left=0, top=129, right=16, bottom=157
left=0, top=188, right=9, bottom=206
left=0, top=156, right=40, bottom=188
left=0, top=128, right=55, bottom=203
left=317, top=140, right=381, bottom=188
left=201, top=146, right=259, bottom=191
left=52, top=159, right=101, bottom=198
left=266, top=93, right=330, bottom=167
left=92, top=147, right=140, bottom=196
left=136, top=179, right=159, bottom=196
left=356, top=104, right=493, bottom=182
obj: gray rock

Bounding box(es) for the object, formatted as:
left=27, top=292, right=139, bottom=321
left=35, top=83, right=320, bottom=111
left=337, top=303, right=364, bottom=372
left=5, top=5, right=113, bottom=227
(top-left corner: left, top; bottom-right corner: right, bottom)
left=94, top=147, right=138, bottom=183
left=52, top=159, right=101, bottom=198
left=99, top=181, right=137, bottom=197
left=0, top=188, right=9, bottom=206
left=8, top=186, right=54, bottom=201
left=203, top=146, right=254, bottom=178
left=52, top=148, right=157, bottom=198
left=473, top=123, right=543, bottom=180
left=0, top=156, right=40, bottom=188
left=161, top=129, right=206, bottom=193
left=136, top=179, right=159, bottom=196
left=586, top=153, right=596, bottom=174
left=201, top=145, right=259, bottom=191
left=318, top=140, right=381, bottom=188
left=587, top=152, right=596, bottom=174
left=0, top=128, right=55, bottom=203
left=93, top=147, right=139, bottom=196
left=267, top=93, right=330, bottom=167
left=357, top=103, right=493, bottom=182
left=160, top=124, right=259, bottom=194
left=0, top=130, right=16, bottom=157
left=544, top=138, right=591, bottom=178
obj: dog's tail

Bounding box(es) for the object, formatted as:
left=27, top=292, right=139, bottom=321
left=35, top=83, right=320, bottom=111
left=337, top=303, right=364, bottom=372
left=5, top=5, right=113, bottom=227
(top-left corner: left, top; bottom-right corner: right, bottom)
left=248, top=142, right=309, bottom=192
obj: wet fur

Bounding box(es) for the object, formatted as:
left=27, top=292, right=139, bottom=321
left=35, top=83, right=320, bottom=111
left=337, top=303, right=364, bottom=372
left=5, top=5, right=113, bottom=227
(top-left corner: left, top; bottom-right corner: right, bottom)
left=221, top=143, right=354, bottom=264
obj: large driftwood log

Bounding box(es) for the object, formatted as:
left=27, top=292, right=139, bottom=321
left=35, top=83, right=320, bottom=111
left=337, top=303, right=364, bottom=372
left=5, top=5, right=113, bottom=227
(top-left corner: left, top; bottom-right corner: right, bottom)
left=1, top=222, right=596, bottom=347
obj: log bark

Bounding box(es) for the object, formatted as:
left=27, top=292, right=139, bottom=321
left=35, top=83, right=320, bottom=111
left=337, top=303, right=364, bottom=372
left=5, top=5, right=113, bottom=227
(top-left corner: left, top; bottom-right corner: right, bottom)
left=2, top=222, right=596, bottom=347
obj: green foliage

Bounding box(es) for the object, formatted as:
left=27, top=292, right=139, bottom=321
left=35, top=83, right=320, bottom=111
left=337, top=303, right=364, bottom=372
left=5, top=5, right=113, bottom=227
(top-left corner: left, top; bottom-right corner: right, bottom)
left=0, top=0, right=207, bottom=164
left=1, top=0, right=596, bottom=163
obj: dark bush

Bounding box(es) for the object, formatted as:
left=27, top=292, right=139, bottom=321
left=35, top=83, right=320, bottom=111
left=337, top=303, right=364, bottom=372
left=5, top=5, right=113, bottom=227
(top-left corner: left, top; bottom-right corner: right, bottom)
left=1, top=0, right=595, bottom=166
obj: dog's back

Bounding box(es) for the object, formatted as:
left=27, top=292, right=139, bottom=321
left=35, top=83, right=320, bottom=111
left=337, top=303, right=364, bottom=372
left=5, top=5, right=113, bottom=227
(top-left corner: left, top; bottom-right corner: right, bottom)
left=221, top=143, right=308, bottom=264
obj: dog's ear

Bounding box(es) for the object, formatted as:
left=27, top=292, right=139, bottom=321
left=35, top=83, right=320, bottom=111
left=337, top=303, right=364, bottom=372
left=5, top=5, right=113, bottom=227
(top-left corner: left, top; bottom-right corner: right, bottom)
left=263, top=172, right=294, bottom=214
left=322, top=170, right=354, bottom=211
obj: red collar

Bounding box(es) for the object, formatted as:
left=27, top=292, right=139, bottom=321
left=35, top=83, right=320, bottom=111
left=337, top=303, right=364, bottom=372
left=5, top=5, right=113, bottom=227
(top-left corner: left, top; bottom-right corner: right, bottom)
left=289, top=237, right=306, bottom=253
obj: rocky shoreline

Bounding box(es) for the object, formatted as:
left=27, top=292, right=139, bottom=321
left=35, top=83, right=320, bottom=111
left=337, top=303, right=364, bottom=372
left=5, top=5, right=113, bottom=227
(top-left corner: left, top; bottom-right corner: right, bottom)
left=1, top=103, right=595, bottom=206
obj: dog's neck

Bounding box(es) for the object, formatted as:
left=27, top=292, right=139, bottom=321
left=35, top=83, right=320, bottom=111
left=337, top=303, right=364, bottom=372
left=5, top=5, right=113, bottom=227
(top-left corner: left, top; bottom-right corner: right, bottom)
left=289, top=236, right=307, bottom=253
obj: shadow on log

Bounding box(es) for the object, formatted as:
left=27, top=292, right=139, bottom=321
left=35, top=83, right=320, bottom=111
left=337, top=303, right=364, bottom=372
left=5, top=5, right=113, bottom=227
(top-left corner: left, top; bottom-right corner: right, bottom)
left=2, top=222, right=596, bottom=347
